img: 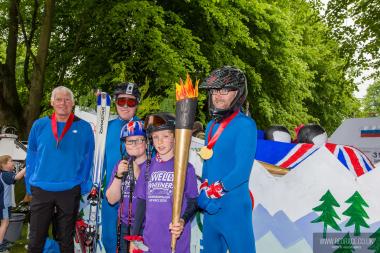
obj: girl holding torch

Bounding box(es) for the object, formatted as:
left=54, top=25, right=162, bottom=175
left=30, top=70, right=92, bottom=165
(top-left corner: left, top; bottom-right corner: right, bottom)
left=129, top=112, right=198, bottom=253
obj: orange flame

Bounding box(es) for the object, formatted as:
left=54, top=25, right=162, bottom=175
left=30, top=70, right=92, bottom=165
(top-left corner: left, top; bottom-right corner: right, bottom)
left=175, top=73, right=199, bottom=101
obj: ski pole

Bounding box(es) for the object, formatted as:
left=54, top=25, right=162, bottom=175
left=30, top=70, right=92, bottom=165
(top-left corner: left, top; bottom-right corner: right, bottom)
left=127, top=156, right=135, bottom=251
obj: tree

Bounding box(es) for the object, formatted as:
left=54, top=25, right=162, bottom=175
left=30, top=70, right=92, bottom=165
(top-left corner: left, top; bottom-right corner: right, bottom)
left=369, top=227, right=380, bottom=253
left=343, top=191, right=370, bottom=236
left=159, top=0, right=359, bottom=133
left=312, top=190, right=342, bottom=238
left=0, top=0, right=360, bottom=137
left=325, top=0, right=380, bottom=77
left=288, top=0, right=360, bottom=133
left=333, top=233, right=355, bottom=253
left=0, top=0, right=55, bottom=138
left=44, top=0, right=210, bottom=120
left=362, top=78, right=380, bottom=117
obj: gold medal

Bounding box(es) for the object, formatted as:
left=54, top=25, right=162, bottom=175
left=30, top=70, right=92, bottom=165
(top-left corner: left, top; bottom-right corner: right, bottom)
left=198, top=146, right=213, bottom=160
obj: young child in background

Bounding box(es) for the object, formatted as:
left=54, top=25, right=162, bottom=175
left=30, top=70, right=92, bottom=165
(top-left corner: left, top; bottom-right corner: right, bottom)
left=106, top=120, right=147, bottom=252
left=0, top=155, right=26, bottom=251
left=130, top=112, right=198, bottom=253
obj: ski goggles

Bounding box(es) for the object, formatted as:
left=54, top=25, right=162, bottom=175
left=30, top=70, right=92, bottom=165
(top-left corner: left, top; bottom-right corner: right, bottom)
left=144, top=114, right=175, bottom=133
left=116, top=97, right=138, bottom=107
left=145, top=115, right=166, bottom=128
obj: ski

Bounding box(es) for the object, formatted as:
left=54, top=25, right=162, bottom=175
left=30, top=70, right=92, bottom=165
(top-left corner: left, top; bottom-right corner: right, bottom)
left=75, top=92, right=111, bottom=252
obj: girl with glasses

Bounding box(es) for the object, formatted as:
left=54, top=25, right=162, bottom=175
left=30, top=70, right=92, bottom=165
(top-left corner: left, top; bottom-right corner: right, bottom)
left=106, top=120, right=147, bottom=252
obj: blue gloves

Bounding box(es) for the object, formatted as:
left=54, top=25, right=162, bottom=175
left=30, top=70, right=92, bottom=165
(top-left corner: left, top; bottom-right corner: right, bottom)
left=197, top=190, right=221, bottom=214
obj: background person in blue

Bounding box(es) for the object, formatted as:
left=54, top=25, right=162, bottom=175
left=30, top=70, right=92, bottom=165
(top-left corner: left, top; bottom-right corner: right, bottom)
left=102, top=82, right=140, bottom=252
left=25, top=86, right=94, bottom=253
left=0, top=155, right=26, bottom=251
left=197, top=66, right=257, bottom=253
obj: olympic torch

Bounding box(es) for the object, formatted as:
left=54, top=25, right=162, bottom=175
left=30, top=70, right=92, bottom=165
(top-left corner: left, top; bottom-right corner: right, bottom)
left=171, top=74, right=198, bottom=253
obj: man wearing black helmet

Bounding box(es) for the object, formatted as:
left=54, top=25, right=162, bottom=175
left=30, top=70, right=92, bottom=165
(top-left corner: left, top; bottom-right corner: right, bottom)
left=102, top=82, right=141, bottom=253
left=197, top=66, right=257, bottom=253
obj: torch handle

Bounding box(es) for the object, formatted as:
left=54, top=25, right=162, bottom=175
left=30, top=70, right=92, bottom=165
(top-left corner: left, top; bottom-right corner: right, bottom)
left=171, top=129, right=193, bottom=252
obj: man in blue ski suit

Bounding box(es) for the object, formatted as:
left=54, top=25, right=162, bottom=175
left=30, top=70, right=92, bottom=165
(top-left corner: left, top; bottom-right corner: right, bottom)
left=102, top=82, right=140, bottom=252
left=197, top=66, right=257, bottom=253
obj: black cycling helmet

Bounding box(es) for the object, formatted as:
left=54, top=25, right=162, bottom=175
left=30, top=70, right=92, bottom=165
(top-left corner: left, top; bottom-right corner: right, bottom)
left=199, top=66, right=247, bottom=121
left=113, top=82, right=141, bottom=102
left=144, top=112, right=175, bottom=136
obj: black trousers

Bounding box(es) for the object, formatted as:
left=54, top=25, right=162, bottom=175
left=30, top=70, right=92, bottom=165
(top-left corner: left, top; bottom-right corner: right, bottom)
left=28, top=185, right=81, bottom=253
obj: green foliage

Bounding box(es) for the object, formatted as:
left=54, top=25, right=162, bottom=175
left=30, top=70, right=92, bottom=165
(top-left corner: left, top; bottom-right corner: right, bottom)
left=325, top=0, right=380, bottom=77
left=179, top=0, right=358, bottom=133
left=0, top=42, right=6, bottom=61
left=1, top=0, right=361, bottom=134
left=276, top=0, right=360, bottom=134
left=362, top=79, right=380, bottom=117
left=137, top=80, right=162, bottom=119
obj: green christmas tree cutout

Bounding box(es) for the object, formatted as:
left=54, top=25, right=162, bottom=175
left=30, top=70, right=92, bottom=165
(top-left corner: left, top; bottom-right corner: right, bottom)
left=343, top=191, right=369, bottom=236
left=369, top=228, right=380, bottom=252
left=312, top=190, right=342, bottom=238
left=333, top=233, right=355, bottom=253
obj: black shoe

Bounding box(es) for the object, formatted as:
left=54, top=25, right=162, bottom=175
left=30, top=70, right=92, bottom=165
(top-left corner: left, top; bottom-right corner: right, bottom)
left=0, top=243, right=7, bottom=252
left=2, top=240, right=12, bottom=247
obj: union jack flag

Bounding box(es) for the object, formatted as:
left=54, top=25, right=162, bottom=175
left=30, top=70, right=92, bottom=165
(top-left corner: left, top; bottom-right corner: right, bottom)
left=255, top=140, right=375, bottom=177
left=126, top=120, right=144, bottom=135
left=324, top=143, right=374, bottom=176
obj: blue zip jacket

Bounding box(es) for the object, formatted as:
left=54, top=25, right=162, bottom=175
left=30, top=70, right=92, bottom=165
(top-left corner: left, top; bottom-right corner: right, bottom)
left=25, top=116, right=94, bottom=194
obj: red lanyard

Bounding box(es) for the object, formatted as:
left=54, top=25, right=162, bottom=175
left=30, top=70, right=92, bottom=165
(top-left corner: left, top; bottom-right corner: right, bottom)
left=51, top=112, right=74, bottom=147
left=207, top=110, right=239, bottom=149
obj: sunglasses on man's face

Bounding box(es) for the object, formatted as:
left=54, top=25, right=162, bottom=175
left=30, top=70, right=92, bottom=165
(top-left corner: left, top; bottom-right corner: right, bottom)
left=209, top=88, right=236, bottom=95
left=116, top=97, right=138, bottom=107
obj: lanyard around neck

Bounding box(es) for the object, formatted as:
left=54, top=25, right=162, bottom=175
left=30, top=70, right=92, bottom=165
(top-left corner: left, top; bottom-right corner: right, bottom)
left=207, top=110, right=239, bottom=149
left=51, top=112, right=74, bottom=147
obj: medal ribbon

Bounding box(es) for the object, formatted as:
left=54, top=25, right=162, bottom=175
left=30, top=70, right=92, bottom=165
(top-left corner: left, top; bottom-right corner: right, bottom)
left=207, top=110, right=239, bottom=149
left=51, top=112, right=74, bottom=147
